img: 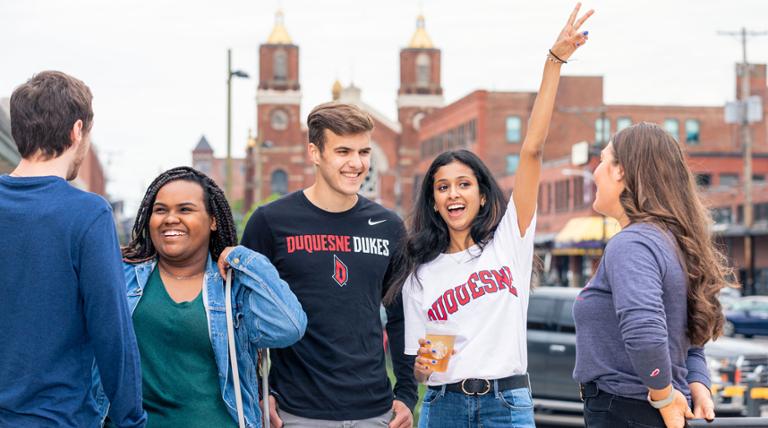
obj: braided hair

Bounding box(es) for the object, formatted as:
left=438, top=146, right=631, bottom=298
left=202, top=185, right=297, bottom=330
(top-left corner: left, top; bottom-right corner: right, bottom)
left=122, top=166, right=238, bottom=264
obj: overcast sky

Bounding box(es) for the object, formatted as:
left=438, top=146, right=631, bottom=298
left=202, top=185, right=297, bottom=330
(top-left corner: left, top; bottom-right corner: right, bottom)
left=2, top=0, right=766, bottom=214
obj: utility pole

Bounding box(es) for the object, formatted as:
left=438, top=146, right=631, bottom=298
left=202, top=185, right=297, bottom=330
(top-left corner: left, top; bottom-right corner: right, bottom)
left=719, top=28, right=768, bottom=294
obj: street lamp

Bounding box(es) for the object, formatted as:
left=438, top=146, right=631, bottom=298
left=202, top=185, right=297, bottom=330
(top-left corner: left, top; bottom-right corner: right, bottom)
left=226, top=48, right=250, bottom=199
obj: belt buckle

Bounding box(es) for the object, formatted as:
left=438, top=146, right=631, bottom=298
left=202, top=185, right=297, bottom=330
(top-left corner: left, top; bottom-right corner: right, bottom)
left=461, top=379, right=491, bottom=396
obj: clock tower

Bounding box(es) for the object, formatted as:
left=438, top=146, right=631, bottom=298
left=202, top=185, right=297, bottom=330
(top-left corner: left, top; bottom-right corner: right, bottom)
left=248, top=10, right=307, bottom=208
left=397, top=14, right=443, bottom=212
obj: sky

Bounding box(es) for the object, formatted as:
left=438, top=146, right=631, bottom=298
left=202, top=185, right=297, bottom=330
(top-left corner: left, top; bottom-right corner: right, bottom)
left=1, top=0, right=767, bottom=215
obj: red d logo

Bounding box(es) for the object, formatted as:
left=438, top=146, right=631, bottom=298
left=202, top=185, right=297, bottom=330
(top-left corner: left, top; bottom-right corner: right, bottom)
left=332, top=254, right=348, bottom=287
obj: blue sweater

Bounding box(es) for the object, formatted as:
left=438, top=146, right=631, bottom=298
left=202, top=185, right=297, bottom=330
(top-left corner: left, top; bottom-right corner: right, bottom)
left=0, top=176, right=145, bottom=428
left=573, top=223, right=710, bottom=401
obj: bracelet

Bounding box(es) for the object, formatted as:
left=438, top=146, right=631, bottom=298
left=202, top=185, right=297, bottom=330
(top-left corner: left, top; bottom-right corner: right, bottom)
left=547, top=49, right=567, bottom=64
left=647, top=389, right=676, bottom=409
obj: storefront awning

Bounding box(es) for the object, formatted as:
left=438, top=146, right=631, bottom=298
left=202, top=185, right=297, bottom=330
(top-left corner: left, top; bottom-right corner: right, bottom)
left=553, top=216, right=621, bottom=255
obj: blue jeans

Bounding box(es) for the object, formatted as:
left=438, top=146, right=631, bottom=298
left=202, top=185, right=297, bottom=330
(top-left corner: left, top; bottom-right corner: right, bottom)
left=418, top=383, right=535, bottom=428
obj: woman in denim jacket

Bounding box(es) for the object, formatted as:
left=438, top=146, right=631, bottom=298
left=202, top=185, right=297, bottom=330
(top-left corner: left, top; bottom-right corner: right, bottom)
left=103, top=166, right=306, bottom=428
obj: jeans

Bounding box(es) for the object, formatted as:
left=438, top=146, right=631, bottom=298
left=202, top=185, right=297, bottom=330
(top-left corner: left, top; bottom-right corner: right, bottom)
left=418, top=384, right=534, bottom=428
left=278, top=409, right=392, bottom=428
left=583, top=390, right=666, bottom=428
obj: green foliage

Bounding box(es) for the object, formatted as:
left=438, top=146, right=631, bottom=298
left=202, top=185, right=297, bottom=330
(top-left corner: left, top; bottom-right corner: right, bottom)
left=237, top=193, right=282, bottom=241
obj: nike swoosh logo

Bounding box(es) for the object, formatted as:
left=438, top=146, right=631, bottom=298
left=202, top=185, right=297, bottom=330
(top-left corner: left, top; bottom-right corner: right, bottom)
left=368, top=219, right=387, bottom=226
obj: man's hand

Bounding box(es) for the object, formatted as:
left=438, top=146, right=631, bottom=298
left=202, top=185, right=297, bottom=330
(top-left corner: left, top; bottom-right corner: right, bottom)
left=689, top=382, right=715, bottom=421
left=389, top=400, right=413, bottom=428
left=259, top=394, right=283, bottom=428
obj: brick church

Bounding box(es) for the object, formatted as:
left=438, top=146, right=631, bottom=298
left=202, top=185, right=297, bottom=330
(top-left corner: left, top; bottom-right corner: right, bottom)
left=193, top=10, right=768, bottom=293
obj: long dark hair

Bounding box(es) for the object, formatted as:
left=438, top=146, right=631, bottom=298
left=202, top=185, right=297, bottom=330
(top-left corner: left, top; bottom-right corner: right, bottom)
left=384, top=150, right=506, bottom=304
left=612, top=122, right=736, bottom=346
left=122, top=166, right=237, bottom=263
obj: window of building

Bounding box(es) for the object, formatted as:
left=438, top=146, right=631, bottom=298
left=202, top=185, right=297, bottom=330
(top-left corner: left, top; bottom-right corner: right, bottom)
left=468, top=119, right=477, bottom=142
left=506, top=116, right=522, bottom=143
left=273, top=50, right=287, bottom=81
left=506, top=154, right=520, bottom=175
left=719, top=173, right=739, bottom=187
left=711, top=207, right=733, bottom=225
left=270, top=169, right=288, bottom=195
left=753, top=174, right=765, bottom=184
left=361, top=155, right=378, bottom=197
left=573, top=176, right=587, bottom=209
left=555, top=179, right=570, bottom=213
left=696, top=173, right=711, bottom=188
left=416, top=53, right=430, bottom=88
left=756, top=203, right=768, bottom=222
left=664, top=119, right=679, bottom=141
left=617, top=117, right=632, bottom=132
left=685, top=119, right=700, bottom=145
left=195, top=160, right=211, bottom=174
left=595, top=117, right=611, bottom=144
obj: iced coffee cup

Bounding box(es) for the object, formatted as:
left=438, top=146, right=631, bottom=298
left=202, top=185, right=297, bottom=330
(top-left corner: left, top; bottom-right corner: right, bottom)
left=423, top=321, right=457, bottom=373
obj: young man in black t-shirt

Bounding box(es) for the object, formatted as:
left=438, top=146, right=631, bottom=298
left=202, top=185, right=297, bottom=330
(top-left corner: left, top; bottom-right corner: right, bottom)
left=241, top=102, right=416, bottom=428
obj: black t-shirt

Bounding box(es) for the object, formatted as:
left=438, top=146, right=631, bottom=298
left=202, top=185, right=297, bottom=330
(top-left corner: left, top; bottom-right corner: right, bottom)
left=241, top=191, right=416, bottom=420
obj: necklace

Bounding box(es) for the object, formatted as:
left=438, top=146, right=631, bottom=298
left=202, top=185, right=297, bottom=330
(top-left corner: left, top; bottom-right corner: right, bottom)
left=159, top=266, right=204, bottom=280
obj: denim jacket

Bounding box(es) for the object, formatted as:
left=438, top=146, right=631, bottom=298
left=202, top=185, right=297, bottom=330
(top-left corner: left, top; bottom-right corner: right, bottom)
left=95, top=246, right=307, bottom=428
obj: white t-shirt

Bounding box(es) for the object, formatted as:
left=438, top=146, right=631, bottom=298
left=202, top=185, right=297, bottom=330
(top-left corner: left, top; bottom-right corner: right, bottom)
left=403, top=197, right=536, bottom=386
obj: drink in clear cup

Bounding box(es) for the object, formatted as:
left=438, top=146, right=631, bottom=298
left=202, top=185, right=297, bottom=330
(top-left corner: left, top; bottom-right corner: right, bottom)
left=423, top=321, right=457, bottom=373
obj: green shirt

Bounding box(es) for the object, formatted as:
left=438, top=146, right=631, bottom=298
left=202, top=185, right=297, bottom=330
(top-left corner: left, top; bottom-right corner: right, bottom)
left=132, top=267, right=235, bottom=428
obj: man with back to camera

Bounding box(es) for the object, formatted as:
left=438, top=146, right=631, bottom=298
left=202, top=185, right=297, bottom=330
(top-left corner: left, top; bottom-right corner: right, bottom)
left=0, top=71, right=145, bottom=428
left=241, top=102, right=417, bottom=428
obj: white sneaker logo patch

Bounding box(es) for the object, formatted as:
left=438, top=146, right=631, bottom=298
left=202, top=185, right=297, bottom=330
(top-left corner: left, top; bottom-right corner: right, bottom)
left=368, top=218, right=387, bottom=226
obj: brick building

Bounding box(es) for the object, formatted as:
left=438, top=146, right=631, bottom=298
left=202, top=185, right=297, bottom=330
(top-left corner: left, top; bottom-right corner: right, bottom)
left=192, top=135, right=247, bottom=202
left=196, top=10, right=768, bottom=293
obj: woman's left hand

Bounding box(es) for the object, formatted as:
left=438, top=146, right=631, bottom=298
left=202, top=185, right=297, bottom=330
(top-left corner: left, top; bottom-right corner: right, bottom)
left=217, top=246, right=236, bottom=278
left=550, top=3, right=594, bottom=62
left=689, top=382, right=715, bottom=421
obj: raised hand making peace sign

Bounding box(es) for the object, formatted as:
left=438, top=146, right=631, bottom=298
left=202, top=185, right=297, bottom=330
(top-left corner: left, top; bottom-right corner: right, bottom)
left=550, top=2, right=594, bottom=62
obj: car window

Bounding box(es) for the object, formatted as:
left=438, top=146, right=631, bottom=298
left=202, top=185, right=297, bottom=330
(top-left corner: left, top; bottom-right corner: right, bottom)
left=557, top=299, right=576, bottom=333
left=528, top=296, right=556, bottom=331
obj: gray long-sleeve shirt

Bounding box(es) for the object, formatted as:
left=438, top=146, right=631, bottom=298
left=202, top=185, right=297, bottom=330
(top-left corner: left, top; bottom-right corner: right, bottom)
left=573, top=223, right=710, bottom=401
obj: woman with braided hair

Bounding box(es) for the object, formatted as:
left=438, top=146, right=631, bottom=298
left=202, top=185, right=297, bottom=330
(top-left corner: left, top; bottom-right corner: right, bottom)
left=101, top=166, right=306, bottom=428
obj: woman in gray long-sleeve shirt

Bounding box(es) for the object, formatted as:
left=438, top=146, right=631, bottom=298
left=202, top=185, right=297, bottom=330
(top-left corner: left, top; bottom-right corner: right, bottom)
left=573, top=122, right=736, bottom=428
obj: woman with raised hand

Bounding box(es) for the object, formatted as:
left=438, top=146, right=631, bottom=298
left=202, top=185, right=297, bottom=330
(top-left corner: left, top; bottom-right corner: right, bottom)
left=384, top=4, right=593, bottom=427
left=103, top=166, right=306, bottom=428
left=573, top=122, right=727, bottom=427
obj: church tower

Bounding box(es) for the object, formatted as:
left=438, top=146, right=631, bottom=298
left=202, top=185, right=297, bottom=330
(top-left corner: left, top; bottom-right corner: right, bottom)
left=247, top=10, right=305, bottom=209
left=397, top=14, right=443, bottom=211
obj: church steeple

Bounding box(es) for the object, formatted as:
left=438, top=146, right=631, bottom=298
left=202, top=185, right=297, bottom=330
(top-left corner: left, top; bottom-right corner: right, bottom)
left=266, top=9, right=292, bottom=45
left=408, top=15, right=434, bottom=49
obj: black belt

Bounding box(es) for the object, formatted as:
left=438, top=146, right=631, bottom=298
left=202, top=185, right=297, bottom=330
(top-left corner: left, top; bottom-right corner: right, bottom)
left=429, top=374, right=530, bottom=396
left=579, top=381, right=600, bottom=401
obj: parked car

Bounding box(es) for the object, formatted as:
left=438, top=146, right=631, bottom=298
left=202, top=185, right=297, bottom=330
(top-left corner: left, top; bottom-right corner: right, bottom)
left=705, top=336, right=768, bottom=416
left=527, top=287, right=768, bottom=426
left=718, top=287, right=743, bottom=311
left=724, top=297, right=768, bottom=338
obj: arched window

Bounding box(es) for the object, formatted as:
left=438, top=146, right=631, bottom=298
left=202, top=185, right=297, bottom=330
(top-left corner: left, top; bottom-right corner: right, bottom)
left=274, top=50, right=287, bottom=81
left=416, top=53, right=430, bottom=88
left=271, top=169, right=288, bottom=195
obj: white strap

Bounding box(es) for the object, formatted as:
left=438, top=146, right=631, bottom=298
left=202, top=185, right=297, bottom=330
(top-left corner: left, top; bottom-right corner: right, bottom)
left=225, top=270, right=246, bottom=428
left=261, top=350, right=271, bottom=428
